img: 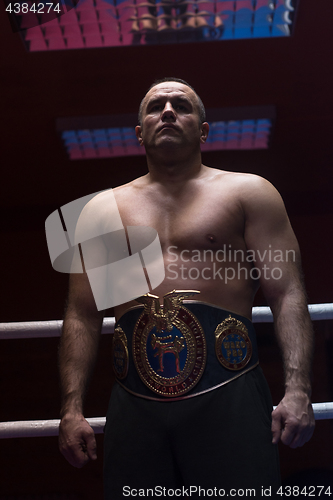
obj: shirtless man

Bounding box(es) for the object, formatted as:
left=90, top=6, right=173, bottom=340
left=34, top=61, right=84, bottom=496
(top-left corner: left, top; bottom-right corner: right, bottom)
left=58, top=78, right=315, bottom=498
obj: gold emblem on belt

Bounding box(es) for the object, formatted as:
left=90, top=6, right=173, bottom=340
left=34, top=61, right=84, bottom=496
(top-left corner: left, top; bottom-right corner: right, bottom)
left=133, top=290, right=207, bottom=397
left=215, top=315, right=252, bottom=370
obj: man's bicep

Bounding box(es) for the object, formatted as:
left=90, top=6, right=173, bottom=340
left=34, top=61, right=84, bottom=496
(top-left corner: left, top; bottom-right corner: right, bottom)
left=243, top=179, right=303, bottom=303
left=243, top=178, right=295, bottom=248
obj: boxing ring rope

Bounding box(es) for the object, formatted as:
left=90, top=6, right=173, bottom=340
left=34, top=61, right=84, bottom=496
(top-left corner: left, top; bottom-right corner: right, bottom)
left=1, top=303, right=332, bottom=439
left=1, top=402, right=333, bottom=439
left=1, top=303, right=333, bottom=340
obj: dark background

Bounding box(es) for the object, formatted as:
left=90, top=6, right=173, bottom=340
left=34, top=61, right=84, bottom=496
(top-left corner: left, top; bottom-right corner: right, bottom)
left=1, top=0, right=333, bottom=498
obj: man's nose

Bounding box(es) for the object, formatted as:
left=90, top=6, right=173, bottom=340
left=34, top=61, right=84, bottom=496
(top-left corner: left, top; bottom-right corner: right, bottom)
left=161, top=103, right=176, bottom=120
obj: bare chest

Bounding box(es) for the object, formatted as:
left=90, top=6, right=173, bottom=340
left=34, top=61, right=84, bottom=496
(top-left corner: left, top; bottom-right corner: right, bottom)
left=113, top=185, right=245, bottom=254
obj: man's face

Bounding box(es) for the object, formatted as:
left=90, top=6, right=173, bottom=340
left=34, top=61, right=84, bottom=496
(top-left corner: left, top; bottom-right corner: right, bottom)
left=135, top=82, right=208, bottom=151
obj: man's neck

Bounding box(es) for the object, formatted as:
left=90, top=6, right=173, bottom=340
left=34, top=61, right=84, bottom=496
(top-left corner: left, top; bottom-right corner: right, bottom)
left=145, top=149, right=205, bottom=187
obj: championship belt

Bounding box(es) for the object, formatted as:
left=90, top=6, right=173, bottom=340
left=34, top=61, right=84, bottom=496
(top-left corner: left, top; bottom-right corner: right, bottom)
left=132, top=290, right=206, bottom=397
left=112, top=292, right=259, bottom=401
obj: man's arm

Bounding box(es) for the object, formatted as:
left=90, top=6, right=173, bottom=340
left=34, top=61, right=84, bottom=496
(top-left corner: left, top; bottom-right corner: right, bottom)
left=59, top=264, right=105, bottom=467
left=243, top=175, right=315, bottom=448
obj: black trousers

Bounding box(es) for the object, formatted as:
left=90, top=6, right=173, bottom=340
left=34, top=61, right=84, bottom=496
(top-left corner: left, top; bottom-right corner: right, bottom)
left=104, top=366, right=281, bottom=499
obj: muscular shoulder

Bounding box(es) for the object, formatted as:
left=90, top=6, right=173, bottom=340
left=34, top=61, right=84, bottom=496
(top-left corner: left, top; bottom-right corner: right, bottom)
left=78, top=189, right=117, bottom=220
left=75, top=187, right=125, bottom=238
left=234, top=173, right=285, bottom=217
left=80, top=174, right=144, bottom=212
left=75, top=176, right=148, bottom=235
left=229, top=173, right=289, bottom=238
left=208, top=167, right=272, bottom=190
left=208, top=168, right=284, bottom=210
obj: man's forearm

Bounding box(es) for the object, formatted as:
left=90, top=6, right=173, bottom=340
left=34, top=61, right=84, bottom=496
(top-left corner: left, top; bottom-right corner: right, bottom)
left=59, top=314, right=102, bottom=418
left=271, top=287, right=314, bottom=396
left=269, top=285, right=315, bottom=447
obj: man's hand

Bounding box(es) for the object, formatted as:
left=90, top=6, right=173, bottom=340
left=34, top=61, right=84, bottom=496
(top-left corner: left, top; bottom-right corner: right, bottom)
left=59, top=414, right=97, bottom=468
left=271, top=392, right=315, bottom=448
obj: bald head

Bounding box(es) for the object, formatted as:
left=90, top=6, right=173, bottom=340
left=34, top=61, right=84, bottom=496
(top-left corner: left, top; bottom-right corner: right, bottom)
left=138, top=78, right=206, bottom=126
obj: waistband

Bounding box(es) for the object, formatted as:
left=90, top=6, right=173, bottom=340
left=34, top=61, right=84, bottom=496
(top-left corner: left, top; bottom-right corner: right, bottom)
left=112, top=292, right=259, bottom=402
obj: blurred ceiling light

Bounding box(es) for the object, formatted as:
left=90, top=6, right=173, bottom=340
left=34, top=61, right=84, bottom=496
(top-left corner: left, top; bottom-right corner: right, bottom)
left=57, top=106, right=275, bottom=159
left=6, top=0, right=297, bottom=51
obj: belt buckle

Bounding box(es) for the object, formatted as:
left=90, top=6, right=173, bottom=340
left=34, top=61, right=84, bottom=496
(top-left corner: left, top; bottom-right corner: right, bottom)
left=132, top=290, right=207, bottom=397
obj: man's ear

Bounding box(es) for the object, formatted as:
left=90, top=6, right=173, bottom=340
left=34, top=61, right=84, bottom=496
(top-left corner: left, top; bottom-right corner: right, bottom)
left=135, top=125, right=144, bottom=146
left=200, top=122, right=209, bottom=144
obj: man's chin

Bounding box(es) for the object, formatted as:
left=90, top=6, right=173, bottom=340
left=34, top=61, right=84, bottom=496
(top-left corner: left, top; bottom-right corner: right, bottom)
left=150, top=138, right=183, bottom=150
